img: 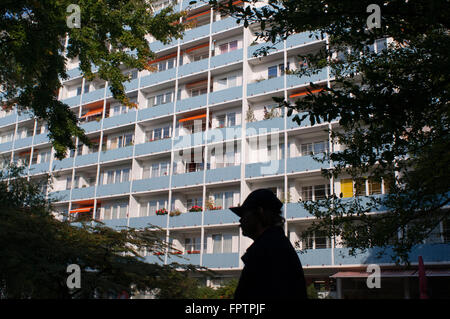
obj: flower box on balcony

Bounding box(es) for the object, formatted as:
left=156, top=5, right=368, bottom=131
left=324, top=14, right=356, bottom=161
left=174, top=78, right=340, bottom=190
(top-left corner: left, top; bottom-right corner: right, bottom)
left=188, top=205, right=202, bottom=212
left=170, top=251, right=183, bottom=255
left=169, top=209, right=182, bottom=217
left=156, top=208, right=168, bottom=215
left=187, top=250, right=200, bottom=254
left=153, top=252, right=164, bottom=255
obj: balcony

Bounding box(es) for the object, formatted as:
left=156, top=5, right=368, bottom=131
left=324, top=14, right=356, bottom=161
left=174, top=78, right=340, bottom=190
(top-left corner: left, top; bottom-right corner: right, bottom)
left=286, top=112, right=311, bottom=130
left=247, top=76, right=284, bottom=97
left=132, top=175, right=170, bottom=193
left=80, top=119, right=102, bottom=133
left=211, top=48, right=243, bottom=69
left=203, top=208, right=240, bottom=225
left=178, top=58, right=209, bottom=77
left=124, top=78, right=139, bottom=92
left=138, top=103, right=173, bottom=121
left=102, top=218, right=128, bottom=230
left=61, top=95, right=81, bottom=107
left=168, top=252, right=200, bottom=265
left=48, top=189, right=71, bottom=202
left=285, top=202, right=314, bottom=219
left=28, top=162, right=50, bottom=175
left=135, top=138, right=172, bottom=156
left=202, top=252, right=240, bottom=268
left=14, top=136, right=33, bottom=149
left=96, top=181, right=131, bottom=197
left=176, top=94, right=207, bottom=112
left=81, top=88, right=105, bottom=105
left=297, top=248, right=333, bottom=267
left=169, top=211, right=202, bottom=228
left=33, top=133, right=50, bottom=145
left=171, top=170, right=204, bottom=188
left=205, top=165, right=241, bottom=183
left=206, top=125, right=242, bottom=144
left=181, top=23, right=210, bottom=44
left=286, top=31, right=323, bottom=49
left=211, top=17, right=241, bottom=34
left=99, top=145, right=133, bottom=163
left=149, top=37, right=178, bottom=52
left=286, top=67, right=328, bottom=89
left=66, top=67, right=82, bottom=79
left=129, top=214, right=168, bottom=228
left=248, top=41, right=284, bottom=59
left=52, top=157, right=74, bottom=171
left=245, top=159, right=284, bottom=178
left=17, top=111, right=33, bottom=122
left=286, top=155, right=330, bottom=173
left=140, top=68, right=176, bottom=88
left=246, top=117, right=284, bottom=136
left=0, top=113, right=17, bottom=127
left=209, top=85, right=242, bottom=105
left=71, top=186, right=96, bottom=200
left=103, top=110, right=136, bottom=129
left=74, top=152, right=98, bottom=167
left=0, top=141, right=13, bottom=153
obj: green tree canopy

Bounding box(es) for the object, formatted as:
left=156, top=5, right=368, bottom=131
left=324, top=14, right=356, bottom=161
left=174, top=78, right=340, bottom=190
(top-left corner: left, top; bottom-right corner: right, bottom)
left=208, top=0, right=450, bottom=264
left=0, top=164, right=203, bottom=298
left=0, top=0, right=185, bottom=159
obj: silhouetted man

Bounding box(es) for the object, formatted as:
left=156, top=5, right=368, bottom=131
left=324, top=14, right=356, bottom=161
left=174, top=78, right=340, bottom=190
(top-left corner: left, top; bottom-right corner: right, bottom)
left=230, top=189, right=307, bottom=299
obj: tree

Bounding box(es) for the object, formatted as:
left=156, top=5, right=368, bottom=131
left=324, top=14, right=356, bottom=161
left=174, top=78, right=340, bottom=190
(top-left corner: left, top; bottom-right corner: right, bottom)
left=0, top=0, right=186, bottom=159
left=208, top=0, right=450, bottom=264
left=0, top=163, right=202, bottom=298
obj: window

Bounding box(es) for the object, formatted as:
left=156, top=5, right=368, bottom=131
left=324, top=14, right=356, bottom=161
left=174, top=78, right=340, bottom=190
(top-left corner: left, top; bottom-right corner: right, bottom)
left=190, top=87, right=207, bottom=97
left=84, top=84, right=90, bottom=94
left=39, top=150, right=51, bottom=163
left=219, top=40, right=238, bottom=54
left=113, top=104, right=128, bottom=117
left=187, top=197, right=202, bottom=211
left=375, top=38, right=387, bottom=53
left=268, top=65, right=278, bottom=79
left=109, top=133, right=133, bottom=149
left=211, top=234, right=233, bottom=254
left=66, top=176, right=72, bottom=190
left=301, top=141, right=329, bottom=156
left=76, top=86, right=82, bottom=96
left=301, top=231, right=331, bottom=249
left=185, top=237, right=201, bottom=253
left=104, top=168, right=131, bottom=184
left=368, top=177, right=382, bottom=195
left=103, top=202, right=128, bottom=220
left=148, top=90, right=173, bottom=107
left=302, top=185, right=329, bottom=201
left=229, top=40, right=238, bottom=51
left=301, top=186, right=313, bottom=201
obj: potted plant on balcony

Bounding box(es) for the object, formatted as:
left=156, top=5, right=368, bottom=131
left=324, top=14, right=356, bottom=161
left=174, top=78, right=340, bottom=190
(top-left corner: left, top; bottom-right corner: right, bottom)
left=188, top=205, right=202, bottom=212
left=246, top=107, right=256, bottom=123
left=169, top=209, right=181, bottom=217
left=155, top=208, right=168, bottom=215
left=187, top=250, right=200, bottom=254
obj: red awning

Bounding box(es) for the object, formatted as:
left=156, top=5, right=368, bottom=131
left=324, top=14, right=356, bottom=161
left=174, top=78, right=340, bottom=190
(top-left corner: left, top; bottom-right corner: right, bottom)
left=70, top=206, right=94, bottom=214
left=179, top=114, right=206, bottom=123
left=81, top=108, right=103, bottom=118
left=289, top=88, right=324, bottom=98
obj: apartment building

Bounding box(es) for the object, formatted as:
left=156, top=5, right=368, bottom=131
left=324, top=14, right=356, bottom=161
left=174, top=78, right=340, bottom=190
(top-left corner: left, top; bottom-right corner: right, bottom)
left=1, top=0, right=449, bottom=298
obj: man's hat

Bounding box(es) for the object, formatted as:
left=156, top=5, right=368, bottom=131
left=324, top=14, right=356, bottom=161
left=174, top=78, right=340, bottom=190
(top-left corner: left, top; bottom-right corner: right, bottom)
left=230, top=188, right=283, bottom=217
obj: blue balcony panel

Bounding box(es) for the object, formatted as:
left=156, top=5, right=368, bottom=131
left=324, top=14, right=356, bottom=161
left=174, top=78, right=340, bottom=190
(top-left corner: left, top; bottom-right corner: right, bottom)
left=129, top=214, right=168, bottom=229
left=96, top=181, right=130, bottom=197
left=181, top=0, right=205, bottom=11
left=203, top=208, right=239, bottom=225
left=178, top=58, right=208, bottom=77
left=52, top=157, right=74, bottom=171
left=248, top=41, right=284, bottom=58
left=144, top=255, right=165, bottom=265
left=286, top=155, right=329, bottom=173
left=246, top=117, right=284, bottom=136
left=286, top=68, right=328, bottom=89
left=75, top=152, right=98, bottom=167
left=210, top=48, right=243, bottom=68
left=0, top=114, right=17, bottom=127
left=66, top=67, right=82, bottom=79
left=138, top=103, right=173, bottom=121
left=169, top=211, right=202, bottom=228
left=181, top=24, right=210, bottom=43
left=287, top=112, right=311, bottom=129
left=80, top=120, right=102, bottom=133
left=124, top=78, right=139, bottom=92
left=176, top=94, right=207, bottom=112
left=135, top=138, right=172, bottom=156
left=140, top=68, right=176, bottom=88
left=14, top=136, right=33, bottom=149
left=173, top=132, right=205, bottom=149
left=82, top=88, right=105, bottom=104
left=28, top=162, right=50, bottom=175
left=207, top=125, right=242, bottom=144
left=209, top=85, right=242, bottom=105
left=245, top=159, right=284, bottom=178
left=408, top=243, right=450, bottom=263
left=132, top=175, right=170, bottom=193
left=149, top=37, right=178, bottom=52
left=33, top=133, right=50, bottom=145
left=171, top=170, right=203, bottom=188
left=247, top=76, right=284, bottom=97
left=286, top=31, right=323, bottom=48
left=334, top=247, right=394, bottom=265
left=102, top=218, right=128, bottom=230
left=71, top=186, right=96, bottom=200
left=0, top=141, right=13, bottom=153
left=203, top=253, right=240, bottom=268
left=99, top=145, right=133, bottom=162
left=62, top=95, right=81, bottom=107
left=167, top=253, right=200, bottom=265
left=211, top=17, right=241, bottom=34
left=17, top=111, right=33, bottom=122
left=285, top=202, right=314, bottom=219
left=205, top=165, right=241, bottom=183
left=48, top=189, right=71, bottom=202
left=298, top=249, right=333, bottom=266
left=103, top=110, right=136, bottom=129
